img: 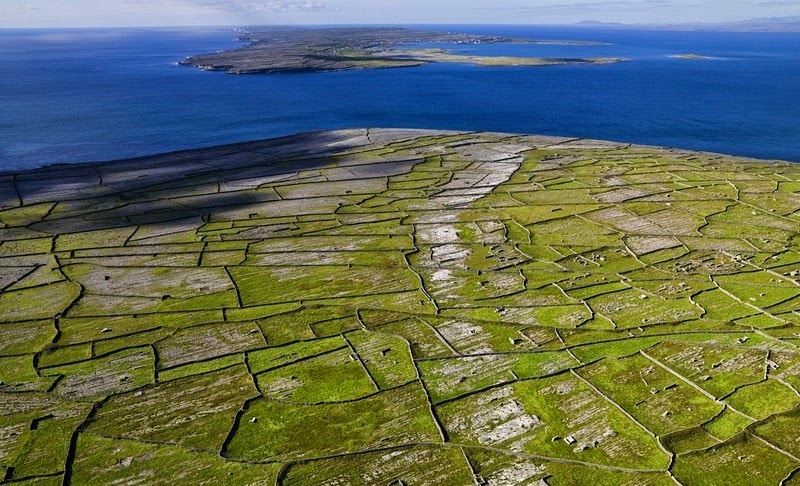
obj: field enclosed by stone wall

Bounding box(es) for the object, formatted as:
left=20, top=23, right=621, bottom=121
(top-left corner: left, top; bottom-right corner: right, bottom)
left=2, top=129, right=800, bottom=484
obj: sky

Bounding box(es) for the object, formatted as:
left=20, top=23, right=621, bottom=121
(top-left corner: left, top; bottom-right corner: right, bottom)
left=1, top=0, right=799, bottom=28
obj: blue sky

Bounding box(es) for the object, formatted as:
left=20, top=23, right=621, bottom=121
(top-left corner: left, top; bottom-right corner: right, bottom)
left=1, top=0, right=798, bottom=28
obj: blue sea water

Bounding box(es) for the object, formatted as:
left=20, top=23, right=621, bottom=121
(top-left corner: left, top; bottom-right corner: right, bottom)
left=1, top=25, right=799, bottom=171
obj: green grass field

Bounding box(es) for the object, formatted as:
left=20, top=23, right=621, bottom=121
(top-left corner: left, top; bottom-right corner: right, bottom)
left=1, top=129, right=799, bottom=484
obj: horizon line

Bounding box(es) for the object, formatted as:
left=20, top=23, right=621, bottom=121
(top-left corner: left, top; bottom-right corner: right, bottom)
left=2, top=15, right=799, bottom=30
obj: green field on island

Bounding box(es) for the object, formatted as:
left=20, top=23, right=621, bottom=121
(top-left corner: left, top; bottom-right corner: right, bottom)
left=1, top=129, right=800, bottom=484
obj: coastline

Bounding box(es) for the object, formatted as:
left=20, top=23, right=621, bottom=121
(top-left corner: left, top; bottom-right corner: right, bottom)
left=1, top=128, right=789, bottom=179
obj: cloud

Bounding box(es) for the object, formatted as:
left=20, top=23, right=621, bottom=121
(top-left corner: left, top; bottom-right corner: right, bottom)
left=0, top=4, right=40, bottom=13
left=182, top=0, right=328, bottom=14
left=261, top=1, right=328, bottom=13
left=753, top=0, right=797, bottom=6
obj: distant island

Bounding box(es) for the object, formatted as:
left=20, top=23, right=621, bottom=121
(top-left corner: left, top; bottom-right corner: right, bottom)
left=574, top=15, right=800, bottom=32
left=668, top=53, right=717, bottom=61
left=179, top=27, right=622, bottom=74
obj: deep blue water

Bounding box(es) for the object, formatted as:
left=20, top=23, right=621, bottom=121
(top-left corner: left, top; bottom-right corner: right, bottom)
left=1, top=25, right=799, bottom=170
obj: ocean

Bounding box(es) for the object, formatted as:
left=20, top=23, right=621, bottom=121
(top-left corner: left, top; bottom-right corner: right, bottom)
left=1, top=25, right=799, bottom=171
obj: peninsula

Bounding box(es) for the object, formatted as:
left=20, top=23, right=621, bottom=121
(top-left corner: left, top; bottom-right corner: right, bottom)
left=179, top=27, right=622, bottom=74
left=2, top=129, right=799, bottom=484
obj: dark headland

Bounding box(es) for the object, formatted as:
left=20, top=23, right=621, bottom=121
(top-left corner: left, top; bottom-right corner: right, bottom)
left=179, top=27, right=623, bottom=74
